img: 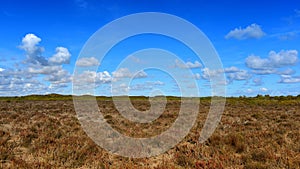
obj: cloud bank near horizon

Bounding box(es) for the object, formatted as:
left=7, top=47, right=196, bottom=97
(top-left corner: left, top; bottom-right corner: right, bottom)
left=0, top=30, right=299, bottom=97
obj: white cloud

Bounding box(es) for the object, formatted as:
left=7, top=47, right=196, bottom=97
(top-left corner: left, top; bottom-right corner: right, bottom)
left=0, top=34, right=73, bottom=96
left=44, top=68, right=71, bottom=84
left=112, top=68, right=132, bottom=78
left=246, top=88, right=254, bottom=94
left=0, top=68, right=4, bottom=72
left=0, top=71, right=48, bottom=96
left=260, top=87, right=268, bottom=92
left=225, top=23, right=265, bottom=40
left=76, top=57, right=99, bottom=67
left=49, top=47, right=71, bottom=65
left=251, top=69, right=277, bottom=75
left=252, top=68, right=295, bottom=75
left=73, top=70, right=112, bottom=85
left=279, top=75, right=300, bottom=83
left=19, top=33, right=41, bottom=54
left=28, top=65, right=71, bottom=85
left=97, top=71, right=112, bottom=83
left=227, top=70, right=251, bottom=81
left=268, top=50, right=298, bottom=67
left=19, top=34, right=71, bottom=66
left=202, top=67, right=250, bottom=82
left=277, top=68, right=295, bottom=75
left=20, top=34, right=72, bottom=87
left=118, top=83, right=130, bottom=93
left=246, top=50, right=298, bottom=71
left=224, top=66, right=240, bottom=73
left=19, top=33, right=47, bottom=65
left=48, top=83, right=69, bottom=90
left=185, top=61, right=202, bottom=68
left=112, top=68, right=147, bottom=79
left=24, top=83, right=32, bottom=89
left=245, top=55, right=269, bottom=69
left=175, top=59, right=202, bottom=69
left=201, top=68, right=224, bottom=80
left=134, top=71, right=147, bottom=78
left=28, top=65, right=61, bottom=74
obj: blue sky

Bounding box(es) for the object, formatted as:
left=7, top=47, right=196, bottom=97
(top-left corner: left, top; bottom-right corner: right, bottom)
left=0, top=0, right=300, bottom=96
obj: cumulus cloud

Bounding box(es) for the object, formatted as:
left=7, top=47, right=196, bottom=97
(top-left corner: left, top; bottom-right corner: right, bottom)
left=246, top=50, right=299, bottom=84
left=251, top=68, right=295, bottom=75
left=44, top=68, right=71, bottom=84
left=48, top=83, right=69, bottom=90
left=73, top=70, right=112, bottom=85
left=28, top=65, right=61, bottom=74
left=201, top=68, right=223, bottom=80
left=246, top=50, right=298, bottom=71
left=227, top=70, right=252, bottom=81
left=28, top=65, right=72, bottom=85
left=245, top=55, right=268, bottom=69
left=19, top=33, right=71, bottom=66
left=175, top=59, right=202, bottom=69
left=76, top=57, right=100, bottom=67
left=246, top=88, right=254, bottom=94
left=279, top=75, right=300, bottom=83
left=2, top=33, right=73, bottom=95
left=225, top=23, right=265, bottom=40
left=202, top=67, right=250, bottom=82
left=112, top=83, right=129, bottom=94
left=112, top=68, right=147, bottom=79
left=260, top=87, right=268, bottom=92
left=251, top=69, right=277, bottom=75
left=0, top=68, right=4, bottom=72
left=224, top=66, right=240, bottom=73
left=96, top=71, right=112, bottom=83
left=19, top=34, right=72, bottom=86
left=277, top=68, right=295, bottom=75
left=20, top=34, right=41, bottom=50
left=268, top=50, right=298, bottom=67
left=112, top=68, right=132, bottom=78
left=135, top=71, right=147, bottom=78
left=0, top=69, right=48, bottom=96
left=49, top=47, right=71, bottom=65
left=19, top=33, right=47, bottom=65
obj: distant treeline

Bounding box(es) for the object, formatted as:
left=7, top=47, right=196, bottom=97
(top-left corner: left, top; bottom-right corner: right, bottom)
left=0, top=93, right=300, bottom=101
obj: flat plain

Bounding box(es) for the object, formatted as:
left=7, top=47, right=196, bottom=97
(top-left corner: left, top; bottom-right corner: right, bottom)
left=0, top=95, right=299, bottom=168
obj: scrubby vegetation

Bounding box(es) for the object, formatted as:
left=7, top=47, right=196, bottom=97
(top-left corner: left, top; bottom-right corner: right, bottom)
left=0, top=95, right=299, bottom=168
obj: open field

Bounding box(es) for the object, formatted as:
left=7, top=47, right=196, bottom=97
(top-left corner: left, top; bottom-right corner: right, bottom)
left=0, top=95, right=299, bottom=168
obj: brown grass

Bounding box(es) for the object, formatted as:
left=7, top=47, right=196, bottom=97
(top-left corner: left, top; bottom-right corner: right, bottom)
left=0, top=96, right=299, bottom=168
